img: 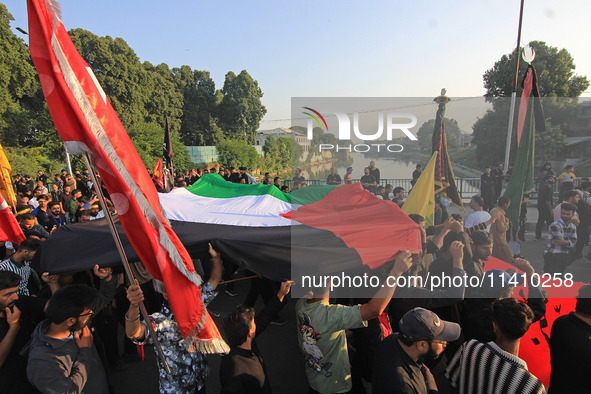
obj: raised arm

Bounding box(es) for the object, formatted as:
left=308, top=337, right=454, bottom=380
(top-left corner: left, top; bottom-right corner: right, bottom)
left=124, top=279, right=146, bottom=341
left=360, top=250, right=412, bottom=321
left=208, top=243, right=222, bottom=290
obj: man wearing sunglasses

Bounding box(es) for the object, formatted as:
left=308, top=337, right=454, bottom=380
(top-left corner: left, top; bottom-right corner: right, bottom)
left=23, top=265, right=116, bottom=394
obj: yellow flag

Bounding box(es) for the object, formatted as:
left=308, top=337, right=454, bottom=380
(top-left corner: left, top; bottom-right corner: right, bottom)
left=0, top=143, right=17, bottom=210
left=402, top=152, right=437, bottom=227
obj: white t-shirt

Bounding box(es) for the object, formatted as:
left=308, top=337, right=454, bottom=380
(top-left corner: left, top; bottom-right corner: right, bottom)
left=465, top=210, right=491, bottom=232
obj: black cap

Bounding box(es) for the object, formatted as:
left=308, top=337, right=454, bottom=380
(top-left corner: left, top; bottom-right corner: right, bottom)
left=399, top=308, right=461, bottom=342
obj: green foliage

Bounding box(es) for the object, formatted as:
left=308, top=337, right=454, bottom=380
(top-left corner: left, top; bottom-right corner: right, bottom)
left=217, top=70, right=267, bottom=143
left=0, top=4, right=49, bottom=147
left=1, top=3, right=267, bottom=175
left=484, top=41, right=589, bottom=100
left=127, top=122, right=190, bottom=171
left=473, top=41, right=589, bottom=167
left=449, top=147, right=478, bottom=170
left=69, top=29, right=183, bottom=133
left=173, top=66, right=222, bottom=145
left=4, top=146, right=64, bottom=177
left=417, top=118, right=462, bottom=151
left=535, top=124, right=565, bottom=162
left=216, top=139, right=260, bottom=170
left=261, top=136, right=296, bottom=172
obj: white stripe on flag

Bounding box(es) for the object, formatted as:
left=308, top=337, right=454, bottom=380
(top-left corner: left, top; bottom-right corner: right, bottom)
left=159, top=188, right=293, bottom=227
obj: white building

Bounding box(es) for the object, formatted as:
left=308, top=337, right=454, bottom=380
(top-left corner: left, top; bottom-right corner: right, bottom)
left=255, top=128, right=310, bottom=152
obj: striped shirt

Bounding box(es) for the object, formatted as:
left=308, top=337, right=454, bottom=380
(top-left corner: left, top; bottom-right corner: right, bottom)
left=446, top=339, right=546, bottom=394
left=544, top=219, right=577, bottom=255
left=0, top=257, right=30, bottom=295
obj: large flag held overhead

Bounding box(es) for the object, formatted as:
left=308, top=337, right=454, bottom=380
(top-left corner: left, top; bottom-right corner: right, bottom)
left=505, top=65, right=545, bottom=229
left=0, top=193, right=26, bottom=244
left=27, top=0, right=226, bottom=353
left=35, top=174, right=422, bottom=296
left=431, top=91, right=464, bottom=211
left=402, top=152, right=437, bottom=227
left=0, top=142, right=17, bottom=211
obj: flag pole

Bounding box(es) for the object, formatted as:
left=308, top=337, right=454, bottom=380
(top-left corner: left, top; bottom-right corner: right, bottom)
left=503, top=0, right=525, bottom=172
left=82, top=153, right=172, bottom=374
left=64, top=147, right=73, bottom=175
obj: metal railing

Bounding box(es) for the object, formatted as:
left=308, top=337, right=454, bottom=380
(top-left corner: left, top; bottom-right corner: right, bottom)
left=283, top=177, right=563, bottom=201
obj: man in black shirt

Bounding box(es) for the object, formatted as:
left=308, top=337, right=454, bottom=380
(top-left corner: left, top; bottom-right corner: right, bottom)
left=373, top=307, right=461, bottom=394
left=535, top=174, right=555, bottom=239
left=491, top=162, right=504, bottom=200
left=549, top=284, right=591, bottom=392
left=292, top=168, right=306, bottom=189
left=360, top=167, right=377, bottom=193
left=480, top=167, right=496, bottom=212
left=369, top=161, right=380, bottom=185
left=34, top=195, right=50, bottom=231
left=326, top=167, right=341, bottom=185
left=392, top=186, right=406, bottom=207
left=0, top=271, right=58, bottom=394
left=35, top=170, right=48, bottom=186
left=411, top=164, right=422, bottom=187
left=220, top=282, right=291, bottom=393
left=47, top=201, right=67, bottom=231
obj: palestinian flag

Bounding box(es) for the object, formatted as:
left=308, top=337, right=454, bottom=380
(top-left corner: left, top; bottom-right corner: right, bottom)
left=35, top=174, right=422, bottom=296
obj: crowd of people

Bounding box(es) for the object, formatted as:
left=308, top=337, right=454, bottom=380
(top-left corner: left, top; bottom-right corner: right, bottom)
left=479, top=161, right=591, bottom=266
left=1, top=161, right=590, bottom=394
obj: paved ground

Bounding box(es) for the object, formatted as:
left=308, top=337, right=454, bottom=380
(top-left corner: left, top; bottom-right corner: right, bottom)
left=107, top=201, right=591, bottom=393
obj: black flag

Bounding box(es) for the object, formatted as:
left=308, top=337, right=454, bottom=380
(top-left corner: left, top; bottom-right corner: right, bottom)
left=163, top=116, right=174, bottom=191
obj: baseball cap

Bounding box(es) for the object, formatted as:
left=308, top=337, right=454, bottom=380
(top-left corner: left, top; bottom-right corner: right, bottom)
left=399, top=307, right=461, bottom=342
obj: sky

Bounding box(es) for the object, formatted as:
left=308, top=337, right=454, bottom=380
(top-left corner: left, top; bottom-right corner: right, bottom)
left=4, top=0, right=591, bottom=132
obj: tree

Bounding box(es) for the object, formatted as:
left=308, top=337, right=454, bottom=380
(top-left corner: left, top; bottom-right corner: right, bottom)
left=0, top=4, right=48, bottom=147
left=172, top=66, right=221, bottom=145
left=473, top=41, right=589, bottom=166
left=417, top=118, right=461, bottom=151
left=69, top=29, right=183, bottom=134
left=217, top=70, right=266, bottom=143
left=262, top=136, right=280, bottom=171
left=279, top=136, right=302, bottom=168
left=216, top=139, right=260, bottom=170
left=484, top=41, right=588, bottom=100
left=127, top=122, right=190, bottom=171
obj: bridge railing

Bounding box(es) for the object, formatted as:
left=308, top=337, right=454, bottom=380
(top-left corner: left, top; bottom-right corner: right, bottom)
left=282, top=177, right=560, bottom=201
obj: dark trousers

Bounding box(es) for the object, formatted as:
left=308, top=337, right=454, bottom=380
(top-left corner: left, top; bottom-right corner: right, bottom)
left=543, top=252, right=574, bottom=275
left=536, top=208, right=553, bottom=239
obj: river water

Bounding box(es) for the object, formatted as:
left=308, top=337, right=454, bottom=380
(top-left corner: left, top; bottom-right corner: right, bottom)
left=298, top=152, right=423, bottom=181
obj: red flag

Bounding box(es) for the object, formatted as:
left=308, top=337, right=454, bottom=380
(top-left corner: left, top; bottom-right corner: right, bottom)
left=0, top=194, right=26, bottom=244
left=152, top=158, right=164, bottom=189
left=27, top=0, right=227, bottom=353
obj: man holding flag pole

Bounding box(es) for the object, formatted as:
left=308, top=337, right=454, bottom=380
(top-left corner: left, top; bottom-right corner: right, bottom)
left=26, top=0, right=228, bottom=377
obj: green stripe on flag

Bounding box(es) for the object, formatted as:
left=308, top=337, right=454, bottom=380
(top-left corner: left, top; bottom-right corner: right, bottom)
left=186, top=173, right=291, bottom=203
